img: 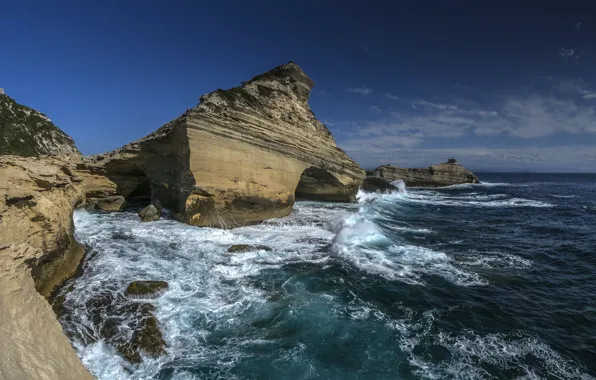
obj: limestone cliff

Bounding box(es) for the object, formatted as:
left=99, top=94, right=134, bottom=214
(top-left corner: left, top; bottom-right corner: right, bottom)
left=0, top=94, right=81, bottom=158
left=0, top=156, right=93, bottom=379
left=86, top=62, right=365, bottom=227
left=368, top=159, right=479, bottom=187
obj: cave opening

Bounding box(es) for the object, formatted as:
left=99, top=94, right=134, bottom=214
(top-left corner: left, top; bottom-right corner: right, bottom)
left=294, top=166, right=351, bottom=202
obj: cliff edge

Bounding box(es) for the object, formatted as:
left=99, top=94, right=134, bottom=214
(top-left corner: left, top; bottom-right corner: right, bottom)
left=0, top=156, right=92, bottom=379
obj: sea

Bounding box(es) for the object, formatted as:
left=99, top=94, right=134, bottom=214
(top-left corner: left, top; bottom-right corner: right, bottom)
left=56, top=173, right=596, bottom=380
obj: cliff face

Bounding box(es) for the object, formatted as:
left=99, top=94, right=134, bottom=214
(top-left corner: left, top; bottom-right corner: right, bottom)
left=0, top=156, right=93, bottom=380
left=368, top=160, right=479, bottom=187
left=87, top=62, right=365, bottom=227
left=0, top=94, right=81, bottom=158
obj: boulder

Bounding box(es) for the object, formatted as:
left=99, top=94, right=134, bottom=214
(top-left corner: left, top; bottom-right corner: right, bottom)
left=368, top=159, right=479, bottom=187
left=139, top=204, right=160, bottom=222
left=84, top=62, right=365, bottom=228
left=0, top=156, right=93, bottom=379
left=361, top=176, right=399, bottom=193
left=228, top=244, right=273, bottom=253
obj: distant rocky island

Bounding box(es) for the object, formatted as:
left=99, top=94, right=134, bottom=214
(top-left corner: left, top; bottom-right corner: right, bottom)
left=367, top=158, right=479, bottom=188
left=0, top=63, right=479, bottom=379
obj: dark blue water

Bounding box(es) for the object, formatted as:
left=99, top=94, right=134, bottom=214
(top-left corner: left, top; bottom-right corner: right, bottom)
left=58, top=174, right=596, bottom=379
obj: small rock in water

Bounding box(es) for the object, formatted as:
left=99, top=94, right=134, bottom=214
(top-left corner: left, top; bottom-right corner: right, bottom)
left=228, top=244, right=272, bottom=253
left=125, top=280, right=169, bottom=297
left=139, top=204, right=160, bottom=222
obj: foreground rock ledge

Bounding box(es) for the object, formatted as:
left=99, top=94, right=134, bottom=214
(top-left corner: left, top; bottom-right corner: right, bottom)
left=368, top=159, right=479, bottom=187
left=0, top=156, right=93, bottom=380
left=84, top=62, right=365, bottom=228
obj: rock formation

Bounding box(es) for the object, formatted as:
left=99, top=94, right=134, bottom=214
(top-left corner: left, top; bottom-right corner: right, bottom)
left=0, top=94, right=81, bottom=158
left=368, top=159, right=479, bottom=187
left=85, top=62, right=365, bottom=228
left=0, top=156, right=92, bottom=380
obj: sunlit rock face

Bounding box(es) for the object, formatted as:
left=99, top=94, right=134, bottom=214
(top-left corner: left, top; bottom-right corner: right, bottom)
left=86, top=62, right=365, bottom=227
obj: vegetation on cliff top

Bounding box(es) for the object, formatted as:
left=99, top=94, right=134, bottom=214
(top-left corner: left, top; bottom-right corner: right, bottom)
left=0, top=94, right=80, bottom=157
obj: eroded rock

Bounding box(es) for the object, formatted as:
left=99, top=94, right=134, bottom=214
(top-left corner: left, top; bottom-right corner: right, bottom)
left=0, top=156, right=93, bottom=379
left=84, top=62, right=365, bottom=228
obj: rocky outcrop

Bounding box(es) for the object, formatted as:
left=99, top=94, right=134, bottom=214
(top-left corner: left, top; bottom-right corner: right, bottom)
left=0, top=156, right=93, bottom=380
left=0, top=94, right=81, bottom=158
left=85, top=62, right=365, bottom=228
left=367, top=159, right=479, bottom=187
left=361, top=176, right=399, bottom=193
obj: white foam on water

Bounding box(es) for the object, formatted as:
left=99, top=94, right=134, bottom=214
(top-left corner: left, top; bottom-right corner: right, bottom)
left=65, top=184, right=571, bottom=379
left=387, top=309, right=593, bottom=380
left=327, top=209, right=486, bottom=286
left=456, top=250, right=533, bottom=270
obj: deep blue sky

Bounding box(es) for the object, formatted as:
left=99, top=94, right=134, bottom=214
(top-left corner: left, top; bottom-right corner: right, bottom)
left=2, top=1, right=596, bottom=171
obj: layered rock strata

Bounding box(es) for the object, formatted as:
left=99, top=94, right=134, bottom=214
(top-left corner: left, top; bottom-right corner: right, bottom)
left=86, top=62, right=365, bottom=227
left=0, top=156, right=92, bottom=380
left=368, top=159, right=479, bottom=187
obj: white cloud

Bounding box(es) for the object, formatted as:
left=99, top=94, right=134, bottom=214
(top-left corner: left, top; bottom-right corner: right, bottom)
left=559, top=47, right=575, bottom=58
left=341, top=145, right=596, bottom=172
left=346, top=87, right=374, bottom=95
left=575, top=21, right=583, bottom=31
left=336, top=80, right=596, bottom=170
left=370, top=105, right=382, bottom=112
left=384, top=93, right=400, bottom=100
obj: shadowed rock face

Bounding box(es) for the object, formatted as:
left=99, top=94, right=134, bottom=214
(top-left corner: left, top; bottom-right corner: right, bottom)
left=368, top=159, right=479, bottom=187
left=0, top=94, right=80, bottom=158
left=86, top=62, right=365, bottom=227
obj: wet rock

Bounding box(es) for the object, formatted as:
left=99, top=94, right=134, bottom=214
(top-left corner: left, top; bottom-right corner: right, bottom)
left=361, top=176, right=398, bottom=193
left=139, top=204, right=160, bottom=222
left=125, top=281, right=169, bottom=297
left=228, top=244, right=273, bottom=253
left=115, top=303, right=167, bottom=364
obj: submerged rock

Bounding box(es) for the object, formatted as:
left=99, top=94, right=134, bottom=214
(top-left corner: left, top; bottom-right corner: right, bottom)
left=228, top=244, right=273, bottom=253
left=115, top=303, right=167, bottom=364
left=139, top=204, right=160, bottom=222
left=56, top=286, right=168, bottom=365
left=368, top=159, right=479, bottom=187
left=83, top=62, right=365, bottom=228
left=125, top=280, right=169, bottom=297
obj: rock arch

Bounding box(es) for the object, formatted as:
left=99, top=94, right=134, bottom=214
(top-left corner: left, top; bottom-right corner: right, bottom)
left=295, top=166, right=357, bottom=202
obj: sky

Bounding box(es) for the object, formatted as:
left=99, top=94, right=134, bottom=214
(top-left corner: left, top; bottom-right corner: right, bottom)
left=2, top=1, right=596, bottom=172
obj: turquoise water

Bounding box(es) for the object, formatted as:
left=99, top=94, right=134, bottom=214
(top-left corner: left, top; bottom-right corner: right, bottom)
left=58, top=174, right=596, bottom=379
